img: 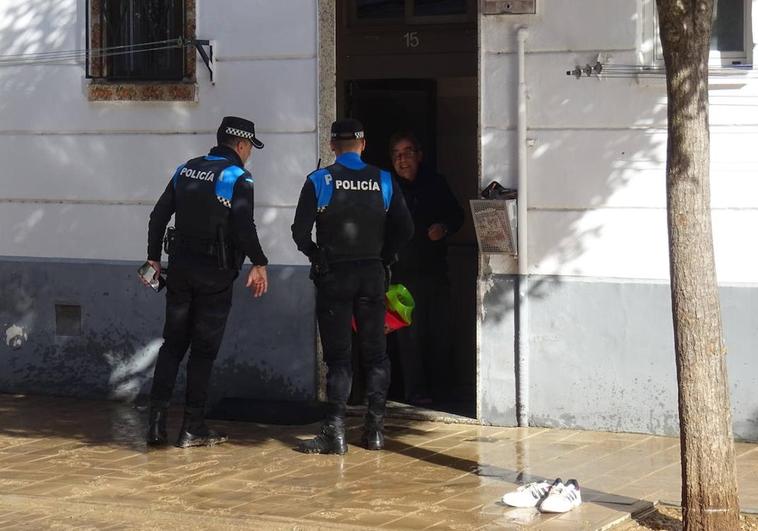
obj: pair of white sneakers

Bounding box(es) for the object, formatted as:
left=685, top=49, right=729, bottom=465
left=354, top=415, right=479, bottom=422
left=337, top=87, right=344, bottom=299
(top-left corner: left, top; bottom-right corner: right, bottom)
left=501, top=478, right=582, bottom=513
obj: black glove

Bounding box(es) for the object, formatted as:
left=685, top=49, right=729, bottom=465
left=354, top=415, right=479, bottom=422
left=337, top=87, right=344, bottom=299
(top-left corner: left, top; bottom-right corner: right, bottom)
left=308, top=247, right=330, bottom=281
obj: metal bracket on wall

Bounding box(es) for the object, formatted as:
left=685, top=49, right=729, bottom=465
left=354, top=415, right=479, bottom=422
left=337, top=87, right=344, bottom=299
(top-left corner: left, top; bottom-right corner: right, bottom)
left=194, top=39, right=216, bottom=85
left=566, top=58, right=755, bottom=81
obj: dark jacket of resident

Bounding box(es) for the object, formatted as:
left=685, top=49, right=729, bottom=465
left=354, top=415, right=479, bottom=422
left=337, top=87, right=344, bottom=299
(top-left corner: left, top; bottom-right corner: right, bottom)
left=291, top=152, right=414, bottom=265
left=392, top=165, right=464, bottom=277
left=147, top=145, right=268, bottom=269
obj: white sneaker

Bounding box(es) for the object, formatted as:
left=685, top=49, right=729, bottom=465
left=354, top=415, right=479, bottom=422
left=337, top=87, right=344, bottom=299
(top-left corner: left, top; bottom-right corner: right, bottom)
left=501, top=479, right=555, bottom=508
left=539, top=479, right=582, bottom=513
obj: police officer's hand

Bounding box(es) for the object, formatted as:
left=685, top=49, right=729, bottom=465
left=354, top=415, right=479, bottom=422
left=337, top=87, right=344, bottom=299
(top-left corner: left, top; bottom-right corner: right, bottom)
left=246, top=265, right=268, bottom=298
left=427, top=223, right=448, bottom=241
left=138, top=260, right=162, bottom=287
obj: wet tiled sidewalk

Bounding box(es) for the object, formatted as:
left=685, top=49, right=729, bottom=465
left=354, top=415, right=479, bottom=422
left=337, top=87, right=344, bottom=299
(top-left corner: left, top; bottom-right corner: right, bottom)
left=0, top=394, right=757, bottom=530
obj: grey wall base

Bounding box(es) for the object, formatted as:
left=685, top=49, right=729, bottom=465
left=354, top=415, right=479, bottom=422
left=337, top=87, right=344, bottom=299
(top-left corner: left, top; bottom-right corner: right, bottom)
left=478, top=275, right=758, bottom=442
left=478, top=275, right=517, bottom=426
left=0, top=257, right=316, bottom=407
left=5, top=258, right=756, bottom=441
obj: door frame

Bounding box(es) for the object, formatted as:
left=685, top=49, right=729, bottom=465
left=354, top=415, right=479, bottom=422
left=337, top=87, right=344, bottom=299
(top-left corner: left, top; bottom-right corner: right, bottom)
left=317, top=0, right=482, bottom=418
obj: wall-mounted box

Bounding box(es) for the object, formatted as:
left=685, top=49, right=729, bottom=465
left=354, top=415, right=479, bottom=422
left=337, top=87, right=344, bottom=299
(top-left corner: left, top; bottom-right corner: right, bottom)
left=483, top=0, right=536, bottom=15
left=470, top=199, right=518, bottom=256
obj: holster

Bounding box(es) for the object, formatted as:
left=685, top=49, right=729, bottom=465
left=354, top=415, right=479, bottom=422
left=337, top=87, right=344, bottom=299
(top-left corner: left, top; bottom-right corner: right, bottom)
left=215, top=227, right=245, bottom=270
left=216, top=243, right=243, bottom=270
left=163, top=227, right=176, bottom=256
left=217, top=226, right=229, bottom=269
left=164, top=226, right=241, bottom=271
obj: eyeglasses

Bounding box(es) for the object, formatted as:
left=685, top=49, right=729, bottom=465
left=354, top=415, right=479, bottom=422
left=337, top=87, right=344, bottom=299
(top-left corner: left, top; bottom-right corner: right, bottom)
left=391, top=148, right=418, bottom=161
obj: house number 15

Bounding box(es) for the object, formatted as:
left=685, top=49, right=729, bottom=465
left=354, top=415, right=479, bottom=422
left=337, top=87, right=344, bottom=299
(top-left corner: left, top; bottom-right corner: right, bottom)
left=404, top=32, right=420, bottom=48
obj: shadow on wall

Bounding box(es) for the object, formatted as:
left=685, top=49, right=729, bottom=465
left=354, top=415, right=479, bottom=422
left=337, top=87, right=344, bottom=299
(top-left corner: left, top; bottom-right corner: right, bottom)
left=0, top=261, right=174, bottom=403
left=0, top=1, right=75, bottom=65
left=1, top=5, right=718, bottom=428
left=0, top=0, right=184, bottom=252
left=480, top=33, right=670, bottom=325
left=0, top=0, right=309, bottom=260
left=480, top=128, right=669, bottom=326
left=0, top=260, right=316, bottom=407
left=476, top=11, right=758, bottom=439
left=0, top=2, right=317, bottom=403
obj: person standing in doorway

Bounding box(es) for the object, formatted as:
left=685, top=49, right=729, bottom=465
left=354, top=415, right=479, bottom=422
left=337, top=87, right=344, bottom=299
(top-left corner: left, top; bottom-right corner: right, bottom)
left=292, top=119, right=413, bottom=454
left=142, top=116, right=269, bottom=448
left=388, top=130, right=464, bottom=406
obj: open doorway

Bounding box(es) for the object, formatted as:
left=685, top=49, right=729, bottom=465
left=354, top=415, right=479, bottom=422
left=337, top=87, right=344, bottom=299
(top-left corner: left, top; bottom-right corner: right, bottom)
left=337, top=0, right=479, bottom=418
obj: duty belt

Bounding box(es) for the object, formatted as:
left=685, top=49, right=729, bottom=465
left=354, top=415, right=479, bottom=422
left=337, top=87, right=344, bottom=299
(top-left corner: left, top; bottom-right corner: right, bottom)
left=164, top=227, right=242, bottom=270
left=166, top=229, right=219, bottom=256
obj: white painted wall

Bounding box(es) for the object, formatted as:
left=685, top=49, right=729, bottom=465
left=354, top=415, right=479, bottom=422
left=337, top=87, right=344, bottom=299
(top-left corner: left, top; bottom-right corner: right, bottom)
left=0, top=0, right=318, bottom=265
left=481, top=0, right=758, bottom=283
left=5, top=0, right=756, bottom=281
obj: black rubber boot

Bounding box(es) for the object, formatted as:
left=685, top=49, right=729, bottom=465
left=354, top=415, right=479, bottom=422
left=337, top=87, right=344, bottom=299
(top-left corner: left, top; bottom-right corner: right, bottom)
left=361, top=415, right=384, bottom=451
left=296, top=422, right=348, bottom=455
left=175, top=407, right=228, bottom=448
left=146, top=405, right=168, bottom=446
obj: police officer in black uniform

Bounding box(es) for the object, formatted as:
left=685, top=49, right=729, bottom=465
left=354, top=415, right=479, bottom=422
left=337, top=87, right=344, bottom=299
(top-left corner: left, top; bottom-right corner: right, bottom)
left=143, top=116, right=269, bottom=448
left=292, top=119, right=413, bottom=454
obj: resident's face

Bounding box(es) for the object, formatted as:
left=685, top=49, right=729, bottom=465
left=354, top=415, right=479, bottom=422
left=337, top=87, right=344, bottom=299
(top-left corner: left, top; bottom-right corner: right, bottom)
left=391, top=139, right=422, bottom=181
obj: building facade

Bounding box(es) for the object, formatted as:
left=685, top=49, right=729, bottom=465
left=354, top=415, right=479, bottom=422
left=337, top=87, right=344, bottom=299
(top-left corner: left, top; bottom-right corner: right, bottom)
left=1, top=0, right=756, bottom=440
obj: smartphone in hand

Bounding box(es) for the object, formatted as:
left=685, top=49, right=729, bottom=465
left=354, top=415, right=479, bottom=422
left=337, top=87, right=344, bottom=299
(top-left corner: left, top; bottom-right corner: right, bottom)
left=138, top=261, right=164, bottom=292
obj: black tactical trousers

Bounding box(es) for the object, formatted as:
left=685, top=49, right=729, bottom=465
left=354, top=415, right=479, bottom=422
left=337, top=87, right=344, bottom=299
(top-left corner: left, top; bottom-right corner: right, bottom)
left=316, top=260, right=389, bottom=423
left=150, top=265, right=237, bottom=411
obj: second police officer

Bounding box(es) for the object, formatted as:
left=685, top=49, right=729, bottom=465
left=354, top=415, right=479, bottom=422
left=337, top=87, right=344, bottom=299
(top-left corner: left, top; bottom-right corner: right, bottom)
left=292, top=119, right=414, bottom=454
left=144, top=116, right=269, bottom=448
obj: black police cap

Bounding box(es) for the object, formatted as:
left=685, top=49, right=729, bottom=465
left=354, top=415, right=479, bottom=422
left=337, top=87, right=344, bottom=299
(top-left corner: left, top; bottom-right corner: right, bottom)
left=331, top=118, right=365, bottom=140
left=217, top=116, right=264, bottom=149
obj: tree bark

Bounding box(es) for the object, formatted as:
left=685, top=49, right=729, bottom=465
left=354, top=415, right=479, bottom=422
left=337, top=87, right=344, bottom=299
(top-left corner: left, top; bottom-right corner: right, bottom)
left=656, top=1, right=740, bottom=529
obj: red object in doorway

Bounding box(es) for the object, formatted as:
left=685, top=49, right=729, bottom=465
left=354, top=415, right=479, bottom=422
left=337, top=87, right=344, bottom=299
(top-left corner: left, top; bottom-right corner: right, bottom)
left=352, top=309, right=409, bottom=335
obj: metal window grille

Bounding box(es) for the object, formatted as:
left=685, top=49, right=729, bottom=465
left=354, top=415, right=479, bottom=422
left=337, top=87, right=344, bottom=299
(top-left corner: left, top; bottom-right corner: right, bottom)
left=87, top=0, right=185, bottom=81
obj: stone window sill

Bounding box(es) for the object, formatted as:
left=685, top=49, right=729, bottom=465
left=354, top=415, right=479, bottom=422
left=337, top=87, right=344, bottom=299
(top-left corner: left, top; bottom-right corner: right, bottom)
left=87, top=82, right=197, bottom=102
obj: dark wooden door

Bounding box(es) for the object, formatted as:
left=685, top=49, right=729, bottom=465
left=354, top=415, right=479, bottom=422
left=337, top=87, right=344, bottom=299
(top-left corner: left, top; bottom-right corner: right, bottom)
left=346, top=79, right=436, bottom=173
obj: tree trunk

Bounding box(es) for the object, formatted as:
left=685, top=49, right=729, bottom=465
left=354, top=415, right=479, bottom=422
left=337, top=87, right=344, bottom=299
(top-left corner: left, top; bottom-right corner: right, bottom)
left=656, top=1, right=740, bottom=529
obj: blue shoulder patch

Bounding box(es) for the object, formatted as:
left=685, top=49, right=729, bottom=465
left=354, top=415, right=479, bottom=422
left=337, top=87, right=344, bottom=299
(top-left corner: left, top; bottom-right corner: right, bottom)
left=172, top=163, right=185, bottom=189
left=216, top=165, right=246, bottom=202
left=308, top=168, right=334, bottom=211
left=379, top=170, right=393, bottom=211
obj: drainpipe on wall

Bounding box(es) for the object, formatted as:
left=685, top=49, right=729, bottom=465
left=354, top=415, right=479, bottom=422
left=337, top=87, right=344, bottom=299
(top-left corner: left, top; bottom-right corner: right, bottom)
left=516, top=26, right=529, bottom=428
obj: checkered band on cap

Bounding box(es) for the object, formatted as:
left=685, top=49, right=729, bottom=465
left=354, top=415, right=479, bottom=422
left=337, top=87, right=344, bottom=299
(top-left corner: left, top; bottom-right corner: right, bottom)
left=331, top=131, right=364, bottom=139
left=225, top=127, right=256, bottom=140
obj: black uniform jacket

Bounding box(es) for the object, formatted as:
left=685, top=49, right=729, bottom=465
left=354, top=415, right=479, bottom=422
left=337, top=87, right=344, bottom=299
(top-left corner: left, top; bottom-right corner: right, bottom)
left=291, top=152, right=413, bottom=265
left=147, top=145, right=268, bottom=268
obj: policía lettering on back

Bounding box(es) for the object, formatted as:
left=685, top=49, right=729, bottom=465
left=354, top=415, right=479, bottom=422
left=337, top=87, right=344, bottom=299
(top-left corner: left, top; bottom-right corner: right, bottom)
left=334, top=179, right=380, bottom=191
left=180, top=167, right=216, bottom=182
